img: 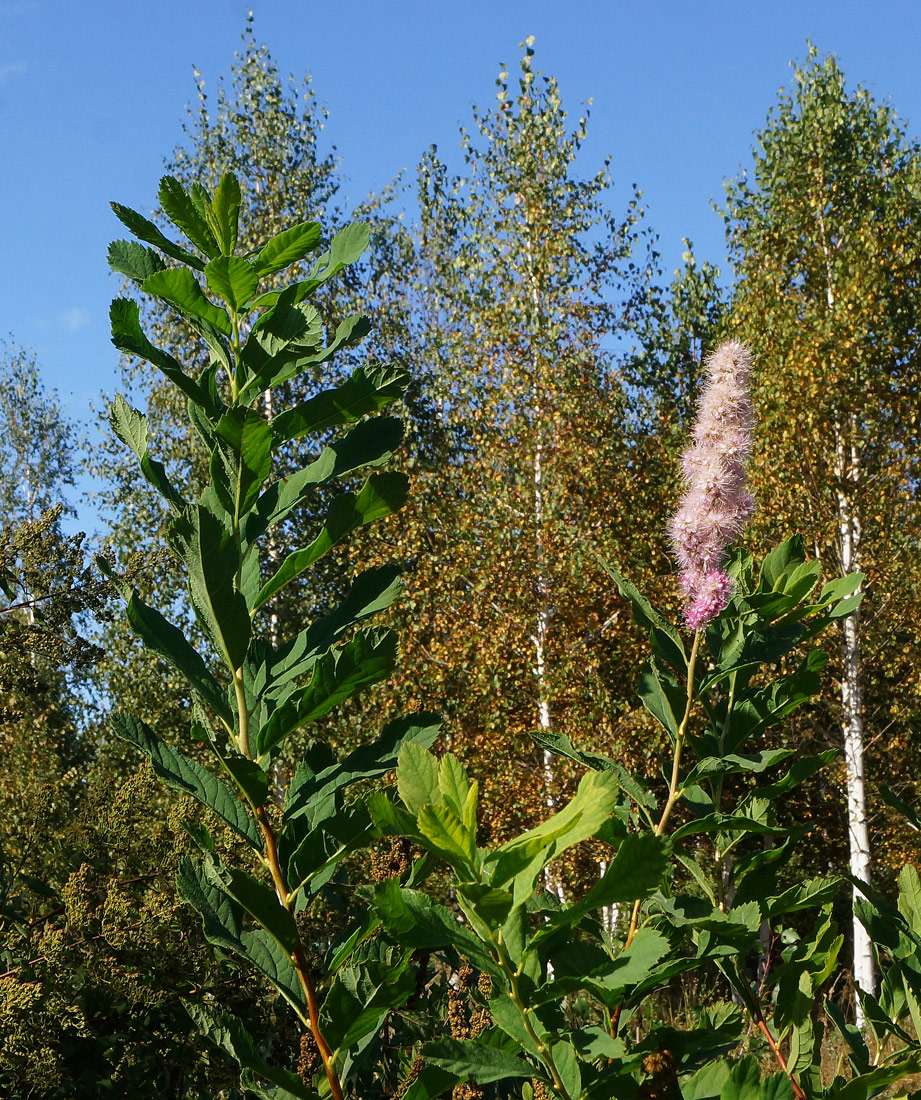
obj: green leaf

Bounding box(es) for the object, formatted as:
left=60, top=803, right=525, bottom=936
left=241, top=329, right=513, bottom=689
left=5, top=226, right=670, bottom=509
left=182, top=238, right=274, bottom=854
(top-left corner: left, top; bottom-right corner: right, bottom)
left=253, top=222, right=371, bottom=310
left=880, top=786, right=921, bottom=832
left=111, top=712, right=260, bottom=849
left=238, top=313, right=372, bottom=403
left=596, top=556, right=686, bottom=661
left=575, top=833, right=671, bottom=913
left=210, top=172, right=241, bottom=255
left=458, top=883, right=514, bottom=925
left=107, top=239, right=167, bottom=283
left=184, top=1000, right=317, bottom=1100
left=270, top=363, right=410, bottom=444
left=142, top=267, right=232, bottom=335
left=254, top=473, right=409, bottom=610
left=257, top=629, right=398, bottom=756
left=285, top=713, right=441, bottom=826
left=439, top=755, right=473, bottom=823
left=898, top=864, right=921, bottom=938
left=760, top=536, right=805, bottom=588
left=398, top=742, right=441, bottom=813
left=373, top=880, right=500, bottom=978
left=718, top=1057, right=764, bottom=1100
left=285, top=802, right=375, bottom=895
left=251, top=221, right=323, bottom=277
left=212, top=406, right=273, bottom=521
left=223, top=755, right=270, bottom=807
left=531, top=728, right=656, bottom=810
left=400, top=1066, right=459, bottom=1100
left=684, top=749, right=794, bottom=786
left=109, top=298, right=213, bottom=409
left=168, top=505, right=251, bottom=670
left=108, top=394, right=185, bottom=513
left=552, top=1042, right=581, bottom=1100
left=682, top=1059, right=731, bottom=1099
left=202, top=861, right=299, bottom=953
left=248, top=417, right=404, bottom=541
left=487, top=771, right=619, bottom=901
left=109, top=200, right=205, bottom=269
left=421, top=1039, right=534, bottom=1085
left=638, top=659, right=685, bottom=737
left=831, top=1057, right=921, bottom=1100
left=418, top=804, right=475, bottom=868
left=97, top=557, right=232, bottom=722
left=159, top=174, right=220, bottom=256
left=205, top=255, right=260, bottom=312
left=176, top=855, right=244, bottom=946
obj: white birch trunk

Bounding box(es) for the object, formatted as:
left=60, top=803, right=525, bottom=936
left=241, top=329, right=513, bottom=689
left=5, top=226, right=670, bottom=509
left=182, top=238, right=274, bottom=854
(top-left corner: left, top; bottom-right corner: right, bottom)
left=522, top=223, right=564, bottom=904
left=531, top=433, right=564, bottom=903
left=263, top=384, right=287, bottom=803
left=835, top=422, right=875, bottom=1021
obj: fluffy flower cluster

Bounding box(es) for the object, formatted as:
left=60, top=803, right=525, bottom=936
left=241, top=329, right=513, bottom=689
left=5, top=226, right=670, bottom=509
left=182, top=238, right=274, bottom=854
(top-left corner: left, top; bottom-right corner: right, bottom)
left=669, top=339, right=755, bottom=631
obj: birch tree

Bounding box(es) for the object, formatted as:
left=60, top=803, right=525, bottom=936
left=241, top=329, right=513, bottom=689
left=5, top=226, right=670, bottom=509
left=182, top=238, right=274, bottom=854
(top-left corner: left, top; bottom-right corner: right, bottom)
left=724, top=47, right=921, bottom=1014
left=380, top=41, right=662, bottom=871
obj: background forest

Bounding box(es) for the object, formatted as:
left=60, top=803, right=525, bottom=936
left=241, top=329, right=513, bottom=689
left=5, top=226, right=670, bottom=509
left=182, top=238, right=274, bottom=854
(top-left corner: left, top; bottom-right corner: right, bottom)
left=2, top=12, right=921, bottom=1097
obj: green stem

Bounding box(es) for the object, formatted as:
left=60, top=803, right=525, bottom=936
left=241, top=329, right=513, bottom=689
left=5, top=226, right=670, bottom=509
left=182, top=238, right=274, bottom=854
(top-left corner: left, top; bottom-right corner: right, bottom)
left=491, top=931, right=573, bottom=1100
left=613, top=630, right=703, bottom=1038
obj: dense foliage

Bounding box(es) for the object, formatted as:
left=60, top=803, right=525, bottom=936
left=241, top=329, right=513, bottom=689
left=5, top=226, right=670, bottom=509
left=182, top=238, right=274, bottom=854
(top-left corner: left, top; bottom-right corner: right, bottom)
left=3, top=25, right=921, bottom=1100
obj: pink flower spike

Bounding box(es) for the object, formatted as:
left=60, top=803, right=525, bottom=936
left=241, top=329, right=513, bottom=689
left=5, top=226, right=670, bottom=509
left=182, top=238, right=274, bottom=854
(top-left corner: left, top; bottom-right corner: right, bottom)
left=669, top=340, right=755, bottom=631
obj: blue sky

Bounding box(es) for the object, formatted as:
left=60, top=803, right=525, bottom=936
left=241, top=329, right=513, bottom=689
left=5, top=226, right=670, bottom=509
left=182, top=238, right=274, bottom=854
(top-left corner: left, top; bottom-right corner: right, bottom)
left=2, top=0, right=921, bottom=525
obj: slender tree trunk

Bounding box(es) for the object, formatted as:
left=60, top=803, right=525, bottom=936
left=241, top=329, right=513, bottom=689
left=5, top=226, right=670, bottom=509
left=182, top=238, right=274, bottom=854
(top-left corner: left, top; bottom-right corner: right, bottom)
left=263, top=384, right=287, bottom=803
left=532, top=432, right=564, bottom=903
left=835, top=421, right=874, bottom=1020
left=524, top=220, right=563, bottom=903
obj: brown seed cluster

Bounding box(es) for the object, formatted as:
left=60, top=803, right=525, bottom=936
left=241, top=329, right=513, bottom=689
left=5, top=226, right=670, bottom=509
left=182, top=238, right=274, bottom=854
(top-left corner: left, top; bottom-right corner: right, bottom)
left=371, top=836, right=414, bottom=881
left=452, top=1085, right=485, bottom=1100
left=298, top=1031, right=320, bottom=1084
left=394, top=1055, right=424, bottom=1098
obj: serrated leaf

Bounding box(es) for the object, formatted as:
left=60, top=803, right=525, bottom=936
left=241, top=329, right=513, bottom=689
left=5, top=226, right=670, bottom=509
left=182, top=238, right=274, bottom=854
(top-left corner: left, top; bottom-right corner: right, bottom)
left=373, top=880, right=501, bottom=978
left=418, top=803, right=475, bottom=868
left=256, top=629, right=397, bottom=756
left=270, top=363, right=410, bottom=444
left=596, top=556, right=686, bottom=659
left=638, top=659, right=685, bottom=737
left=531, top=727, right=655, bottom=810
left=398, top=742, right=441, bottom=813
left=109, top=200, right=205, bottom=269
left=421, top=1038, right=534, bottom=1084
left=212, top=407, right=273, bottom=522
left=268, top=565, right=403, bottom=692
left=111, top=712, right=260, bottom=848
left=206, top=255, right=260, bottom=311
left=248, top=417, right=404, bottom=541
left=107, top=239, right=167, bottom=282
left=285, top=801, right=374, bottom=895
left=238, top=312, right=371, bottom=404
left=159, top=174, right=220, bottom=256
left=285, top=714, right=441, bottom=827
left=487, top=771, right=620, bottom=904
left=254, top=472, right=409, bottom=610
left=142, top=267, right=232, bottom=335
left=108, top=394, right=185, bottom=512
left=202, top=861, right=299, bottom=953
left=168, top=505, right=251, bottom=671
left=109, top=298, right=213, bottom=409
left=97, top=556, right=232, bottom=722
left=223, top=755, right=269, bottom=807
left=184, top=1000, right=317, bottom=1100
left=251, top=221, right=323, bottom=277
left=210, top=172, right=241, bottom=255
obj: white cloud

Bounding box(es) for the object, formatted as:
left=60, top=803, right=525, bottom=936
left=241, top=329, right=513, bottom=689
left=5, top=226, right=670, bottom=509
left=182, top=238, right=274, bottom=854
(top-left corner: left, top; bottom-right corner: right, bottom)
left=61, top=307, right=90, bottom=332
